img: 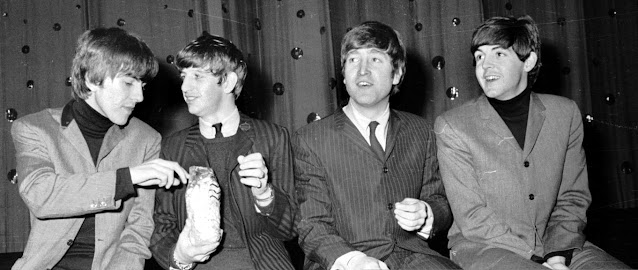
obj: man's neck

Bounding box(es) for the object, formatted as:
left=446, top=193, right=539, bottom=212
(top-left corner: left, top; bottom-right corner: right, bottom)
left=200, top=102, right=237, bottom=124
left=348, top=98, right=390, bottom=120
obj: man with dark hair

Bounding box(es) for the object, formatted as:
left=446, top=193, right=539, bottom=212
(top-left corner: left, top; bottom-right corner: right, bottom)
left=11, top=27, right=189, bottom=270
left=149, top=33, right=297, bottom=270
left=435, top=15, right=630, bottom=270
left=294, top=21, right=460, bottom=270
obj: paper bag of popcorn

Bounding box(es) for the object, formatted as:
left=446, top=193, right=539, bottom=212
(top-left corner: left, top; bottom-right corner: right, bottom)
left=185, top=166, right=222, bottom=244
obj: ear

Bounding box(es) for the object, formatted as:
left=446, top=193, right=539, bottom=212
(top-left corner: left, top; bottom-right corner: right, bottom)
left=392, top=68, right=404, bottom=85
left=523, top=52, right=538, bottom=72
left=222, top=72, right=238, bottom=94
left=85, top=79, right=100, bottom=92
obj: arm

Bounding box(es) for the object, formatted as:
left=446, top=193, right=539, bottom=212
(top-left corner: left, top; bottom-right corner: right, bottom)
left=542, top=101, right=590, bottom=255
left=149, top=143, right=183, bottom=269
left=293, top=134, right=359, bottom=269
left=105, top=133, right=161, bottom=269
left=419, top=127, right=452, bottom=238
left=434, top=116, right=534, bottom=258
left=242, top=127, right=298, bottom=241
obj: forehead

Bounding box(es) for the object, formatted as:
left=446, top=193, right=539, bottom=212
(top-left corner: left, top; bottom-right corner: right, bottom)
left=346, top=47, right=389, bottom=57
left=475, top=44, right=514, bottom=53
left=180, top=66, right=212, bottom=73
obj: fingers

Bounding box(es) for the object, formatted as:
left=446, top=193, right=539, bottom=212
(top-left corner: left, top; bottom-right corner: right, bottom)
left=238, top=153, right=268, bottom=191
left=394, top=198, right=427, bottom=231
left=130, top=159, right=190, bottom=188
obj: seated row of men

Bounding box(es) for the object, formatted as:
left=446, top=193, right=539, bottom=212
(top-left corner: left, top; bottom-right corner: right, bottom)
left=10, top=15, right=631, bottom=270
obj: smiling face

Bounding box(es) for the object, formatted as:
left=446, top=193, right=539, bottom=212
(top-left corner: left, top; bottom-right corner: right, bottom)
left=343, top=48, right=402, bottom=111
left=85, top=73, right=144, bottom=125
left=474, top=45, right=536, bottom=101
left=180, top=67, right=227, bottom=119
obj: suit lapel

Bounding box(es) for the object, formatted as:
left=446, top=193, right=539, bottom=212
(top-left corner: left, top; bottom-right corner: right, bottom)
left=333, top=109, right=382, bottom=161
left=478, top=95, right=520, bottom=151
left=226, top=115, right=255, bottom=172
left=523, top=93, right=546, bottom=159
left=61, top=120, right=94, bottom=165
left=384, top=110, right=401, bottom=159
left=98, top=125, right=125, bottom=165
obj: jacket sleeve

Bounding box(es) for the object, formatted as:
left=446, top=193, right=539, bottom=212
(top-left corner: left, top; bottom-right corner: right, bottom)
left=419, top=127, right=453, bottom=239
left=11, top=117, right=120, bottom=219
left=542, top=101, right=589, bottom=255
left=293, top=133, right=355, bottom=269
left=258, top=126, right=298, bottom=241
left=105, top=132, right=160, bottom=269
left=434, top=116, right=535, bottom=258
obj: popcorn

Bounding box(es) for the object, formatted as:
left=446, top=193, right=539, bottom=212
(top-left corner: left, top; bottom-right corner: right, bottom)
left=185, top=166, right=222, bottom=244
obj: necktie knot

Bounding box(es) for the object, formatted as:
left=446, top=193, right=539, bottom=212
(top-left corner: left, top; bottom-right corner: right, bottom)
left=368, top=121, right=384, bottom=161
left=213, top=123, right=223, bottom=138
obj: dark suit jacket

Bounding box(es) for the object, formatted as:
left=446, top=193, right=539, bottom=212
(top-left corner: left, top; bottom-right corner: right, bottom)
left=293, top=108, right=452, bottom=270
left=434, top=93, right=590, bottom=260
left=11, top=103, right=157, bottom=270
left=150, top=114, right=297, bottom=270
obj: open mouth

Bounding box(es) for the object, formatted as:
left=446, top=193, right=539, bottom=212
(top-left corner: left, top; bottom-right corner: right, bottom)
left=485, top=75, right=500, bottom=82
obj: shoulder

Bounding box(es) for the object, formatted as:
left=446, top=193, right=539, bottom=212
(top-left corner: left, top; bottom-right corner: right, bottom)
left=293, top=112, right=337, bottom=138
left=434, top=97, right=482, bottom=130
left=125, top=117, right=160, bottom=140
left=11, top=107, right=62, bottom=135
left=534, top=93, right=578, bottom=108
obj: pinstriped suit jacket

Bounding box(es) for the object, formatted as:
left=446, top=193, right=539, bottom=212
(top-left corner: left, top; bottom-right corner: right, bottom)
left=150, top=114, right=297, bottom=270
left=11, top=102, right=158, bottom=270
left=293, top=108, right=452, bottom=270
left=434, top=93, right=590, bottom=260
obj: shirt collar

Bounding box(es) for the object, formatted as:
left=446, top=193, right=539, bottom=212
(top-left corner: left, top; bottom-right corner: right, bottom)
left=198, top=107, right=240, bottom=139
left=343, top=102, right=390, bottom=148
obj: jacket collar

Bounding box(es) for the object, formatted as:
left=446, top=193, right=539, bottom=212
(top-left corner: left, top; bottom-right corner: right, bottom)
left=478, top=93, right=546, bottom=158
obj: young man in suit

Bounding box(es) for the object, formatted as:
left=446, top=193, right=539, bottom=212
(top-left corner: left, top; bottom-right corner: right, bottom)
left=149, top=33, right=297, bottom=270
left=10, top=27, right=189, bottom=270
left=434, top=15, right=631, bottom=270
left=293, top=21, right=460, bottom=270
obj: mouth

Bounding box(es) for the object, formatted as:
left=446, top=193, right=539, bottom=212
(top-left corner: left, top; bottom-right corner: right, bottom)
left=183, top=95, right=198, bottom=101
left=484, top=75, right=500, bottom=82
left=356, top=81, right=372, bottom=87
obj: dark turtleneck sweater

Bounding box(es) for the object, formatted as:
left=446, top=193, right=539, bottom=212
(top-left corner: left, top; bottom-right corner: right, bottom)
left=54, top=99, right=135, bottom=269
left=487, top=88, right=531, bottom=149
left=487, top=89, right=575, bottom=265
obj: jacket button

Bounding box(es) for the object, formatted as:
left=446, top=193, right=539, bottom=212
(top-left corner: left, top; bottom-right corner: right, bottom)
left=529, top=194, right=535, bottom=200
left=524, top=161, right=530, bottom=167
left=383, top=167, right=389, bottom=173
left=67, top=239, right=74, bottom=246
left=387, top=203, right=393, bottom=210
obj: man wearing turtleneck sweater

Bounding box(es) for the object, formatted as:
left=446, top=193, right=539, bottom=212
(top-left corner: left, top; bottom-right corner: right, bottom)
left=10, top=28, right=189, bottom=270
left=434, top=15, right=630, bottom=270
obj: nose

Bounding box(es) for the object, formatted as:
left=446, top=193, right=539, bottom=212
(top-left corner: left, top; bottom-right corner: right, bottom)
left=181, top=76, right=193, bottom=93
left=481, top=54, right=494, bottom=69
left=358, top=59, right=369, bottom=75
left=131, top=83, right=144, bottom=103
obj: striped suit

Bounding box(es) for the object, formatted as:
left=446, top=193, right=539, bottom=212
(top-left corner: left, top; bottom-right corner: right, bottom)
left=293, top=108, right=454, bottom=270
left=150, top=114, right=297, bottom=270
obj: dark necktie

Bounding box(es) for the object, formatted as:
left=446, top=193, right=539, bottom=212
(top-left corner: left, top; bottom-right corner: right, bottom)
left=369, top=121, right=384, bottom=161
left=213, top=123, right=223, bottom=138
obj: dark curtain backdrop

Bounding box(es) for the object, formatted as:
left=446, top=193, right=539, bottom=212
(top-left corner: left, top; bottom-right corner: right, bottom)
left=1, top=0, right=636, bottom=253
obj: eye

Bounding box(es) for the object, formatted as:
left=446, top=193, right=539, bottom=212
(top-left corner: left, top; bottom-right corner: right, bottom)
left=372, top=57, right=381, bottom=63
left=179, top=73, right=186, bottom=80
left=474, top=54, right=483, bottom=61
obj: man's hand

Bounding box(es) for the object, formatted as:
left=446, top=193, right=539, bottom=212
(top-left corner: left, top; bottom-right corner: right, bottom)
left=542, top=256, right=569, bottom=270
left=174, top=219, right=220, bottom=264
left=237, top=153, right=269, bottom=196
left=349, top=255, right=389, bottom=270
left=394, top=198, right=428, bottom=231
left=130, top=159, right=189, bottom=189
